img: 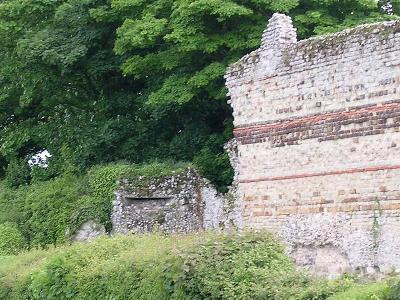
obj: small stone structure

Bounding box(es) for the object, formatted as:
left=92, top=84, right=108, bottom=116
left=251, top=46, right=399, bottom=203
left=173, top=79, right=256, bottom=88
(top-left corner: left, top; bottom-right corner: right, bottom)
left=225, top=13, right=400, bottom=277
left=111, top=168, right=239, bottom=234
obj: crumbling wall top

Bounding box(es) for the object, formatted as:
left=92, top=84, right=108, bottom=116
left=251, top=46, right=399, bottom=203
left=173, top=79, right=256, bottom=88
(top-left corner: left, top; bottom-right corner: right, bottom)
left=260, top=13, right=297, bottom=50
left=225, top=13, right=297, bottom=88
left=225, top=15, right=400, bottom=90
left=225, top=14, right=400, bottom=127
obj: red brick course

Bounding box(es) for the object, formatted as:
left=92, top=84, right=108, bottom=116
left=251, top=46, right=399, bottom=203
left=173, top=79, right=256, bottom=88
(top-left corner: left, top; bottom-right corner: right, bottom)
left=239, top=164, right=400, bottom=183
left=234, top=101, right=400, bottom=146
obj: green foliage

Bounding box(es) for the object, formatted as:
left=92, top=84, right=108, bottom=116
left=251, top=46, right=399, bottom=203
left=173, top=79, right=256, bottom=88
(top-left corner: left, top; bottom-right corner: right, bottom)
left=0, top=232, right=367, bottom=299
left=328, top=281, right=390, bottom=300
left=0, top=222, right=26, bottom=256
left=30, top=164, right=58, bottom=184
left=30, top=257, right=78, bottom=300
left=292, top=0, right=398, bottom=38
left=168, top=232, right=299, bottom=299
left=1, top=0, right=395, bottom=189
left=0, top=162, right=190, bottom=248
left=0, top=247, right=61, bottom=299
left=168, top=234, right=358, bottom=299
left=2, top=232, right=399, bottom=300
left=194, top=149, right=233, bottom=192
left=0, top=182, right=26, bottom=225
left=0, top=156, right=6, bottom=179
left=388, top=277, right=400, bottom=300
left=192, top=124, right=234, bottom=191
left=24, top=175, right=88, bottom=247
left=4, top=159, right=31, bottom=188
left=115, top=14, right=168, bottom=53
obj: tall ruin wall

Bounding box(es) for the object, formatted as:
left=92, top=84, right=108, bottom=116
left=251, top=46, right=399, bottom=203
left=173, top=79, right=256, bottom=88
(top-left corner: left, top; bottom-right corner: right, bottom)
left=225, top=13, right=400, bottom=277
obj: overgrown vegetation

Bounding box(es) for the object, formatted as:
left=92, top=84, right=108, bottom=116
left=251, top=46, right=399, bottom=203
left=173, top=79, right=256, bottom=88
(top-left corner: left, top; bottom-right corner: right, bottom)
left=0, top=162, right=190, bottom=250
left=1, top=232, right=398, bottom=300
left=0, top=223, right=26, bottom=256
left=1, top=0, right=400, bottom=298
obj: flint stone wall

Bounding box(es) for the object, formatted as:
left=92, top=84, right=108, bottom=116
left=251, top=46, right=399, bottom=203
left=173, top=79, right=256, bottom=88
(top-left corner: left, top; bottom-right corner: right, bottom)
left=111, top=168, right=239, bottom=234
left=225, top=13, right=400, bottom=277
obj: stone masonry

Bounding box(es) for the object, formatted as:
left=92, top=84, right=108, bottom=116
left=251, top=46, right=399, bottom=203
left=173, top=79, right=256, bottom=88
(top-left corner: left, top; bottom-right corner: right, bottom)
left=111, top=168, right=239, bottom=234
left=225, top=13, right=400, bottom=277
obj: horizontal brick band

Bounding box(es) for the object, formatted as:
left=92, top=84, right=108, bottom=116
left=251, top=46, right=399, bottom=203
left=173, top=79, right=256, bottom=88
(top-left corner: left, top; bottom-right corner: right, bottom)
left=239, top=164, right=400, bottom=183
left=234, top=101, right=400, bottom=146
left=234, top=99, right=400, bottom=130
left=248, top=201, right=400, bottom=217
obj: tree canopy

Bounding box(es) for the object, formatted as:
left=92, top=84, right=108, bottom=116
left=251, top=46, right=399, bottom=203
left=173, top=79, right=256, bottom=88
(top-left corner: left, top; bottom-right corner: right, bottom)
left=0, top=0, right=398, bottom=189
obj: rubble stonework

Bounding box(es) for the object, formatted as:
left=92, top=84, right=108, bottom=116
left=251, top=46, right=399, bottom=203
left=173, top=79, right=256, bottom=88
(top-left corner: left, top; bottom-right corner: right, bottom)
left=225, top=13, right=400, bottom=277
left=111, top=168, right=238, bottom=234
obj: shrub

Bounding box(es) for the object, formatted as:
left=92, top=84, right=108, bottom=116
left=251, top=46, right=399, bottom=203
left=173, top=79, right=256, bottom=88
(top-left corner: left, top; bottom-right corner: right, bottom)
left=24, top=175, right=85, bottom=247
left=0, top=247, right=59, bottom=299
left=168, top=232, right=296, bottom=299
left=0, top=184, right=26, bottom=225
left=0, top=223, right=26, bottom=255
left=388, top=277, right=400, bottom=300
left=24, top=234, right=194, bottom=299
left=328, top=281, right=390, bottom=300
left=30, top=256, right=78, bottom=300
left=30, top=164, right=58, bottom=183
left=0, top=232, right=320, bottom=299
left=194, top=148, right=233, bottom=192
left=294, top=276, right=355, bottom=300
left=168, top=232, right=354, bottom=300
left=4, top=159, right=31, bottom=188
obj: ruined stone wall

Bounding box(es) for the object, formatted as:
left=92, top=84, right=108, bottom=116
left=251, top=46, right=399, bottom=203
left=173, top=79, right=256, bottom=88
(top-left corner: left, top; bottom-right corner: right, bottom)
left=111, top=168, right=239, bottom=234
left=225, top=13, right=400, bottom=277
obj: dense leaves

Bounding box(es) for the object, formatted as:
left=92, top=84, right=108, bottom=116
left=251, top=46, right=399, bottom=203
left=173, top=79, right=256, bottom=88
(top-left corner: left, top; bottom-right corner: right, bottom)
left=0, top=0, right=397, bottom=190
left=0, top=222, right=26, bottom=255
